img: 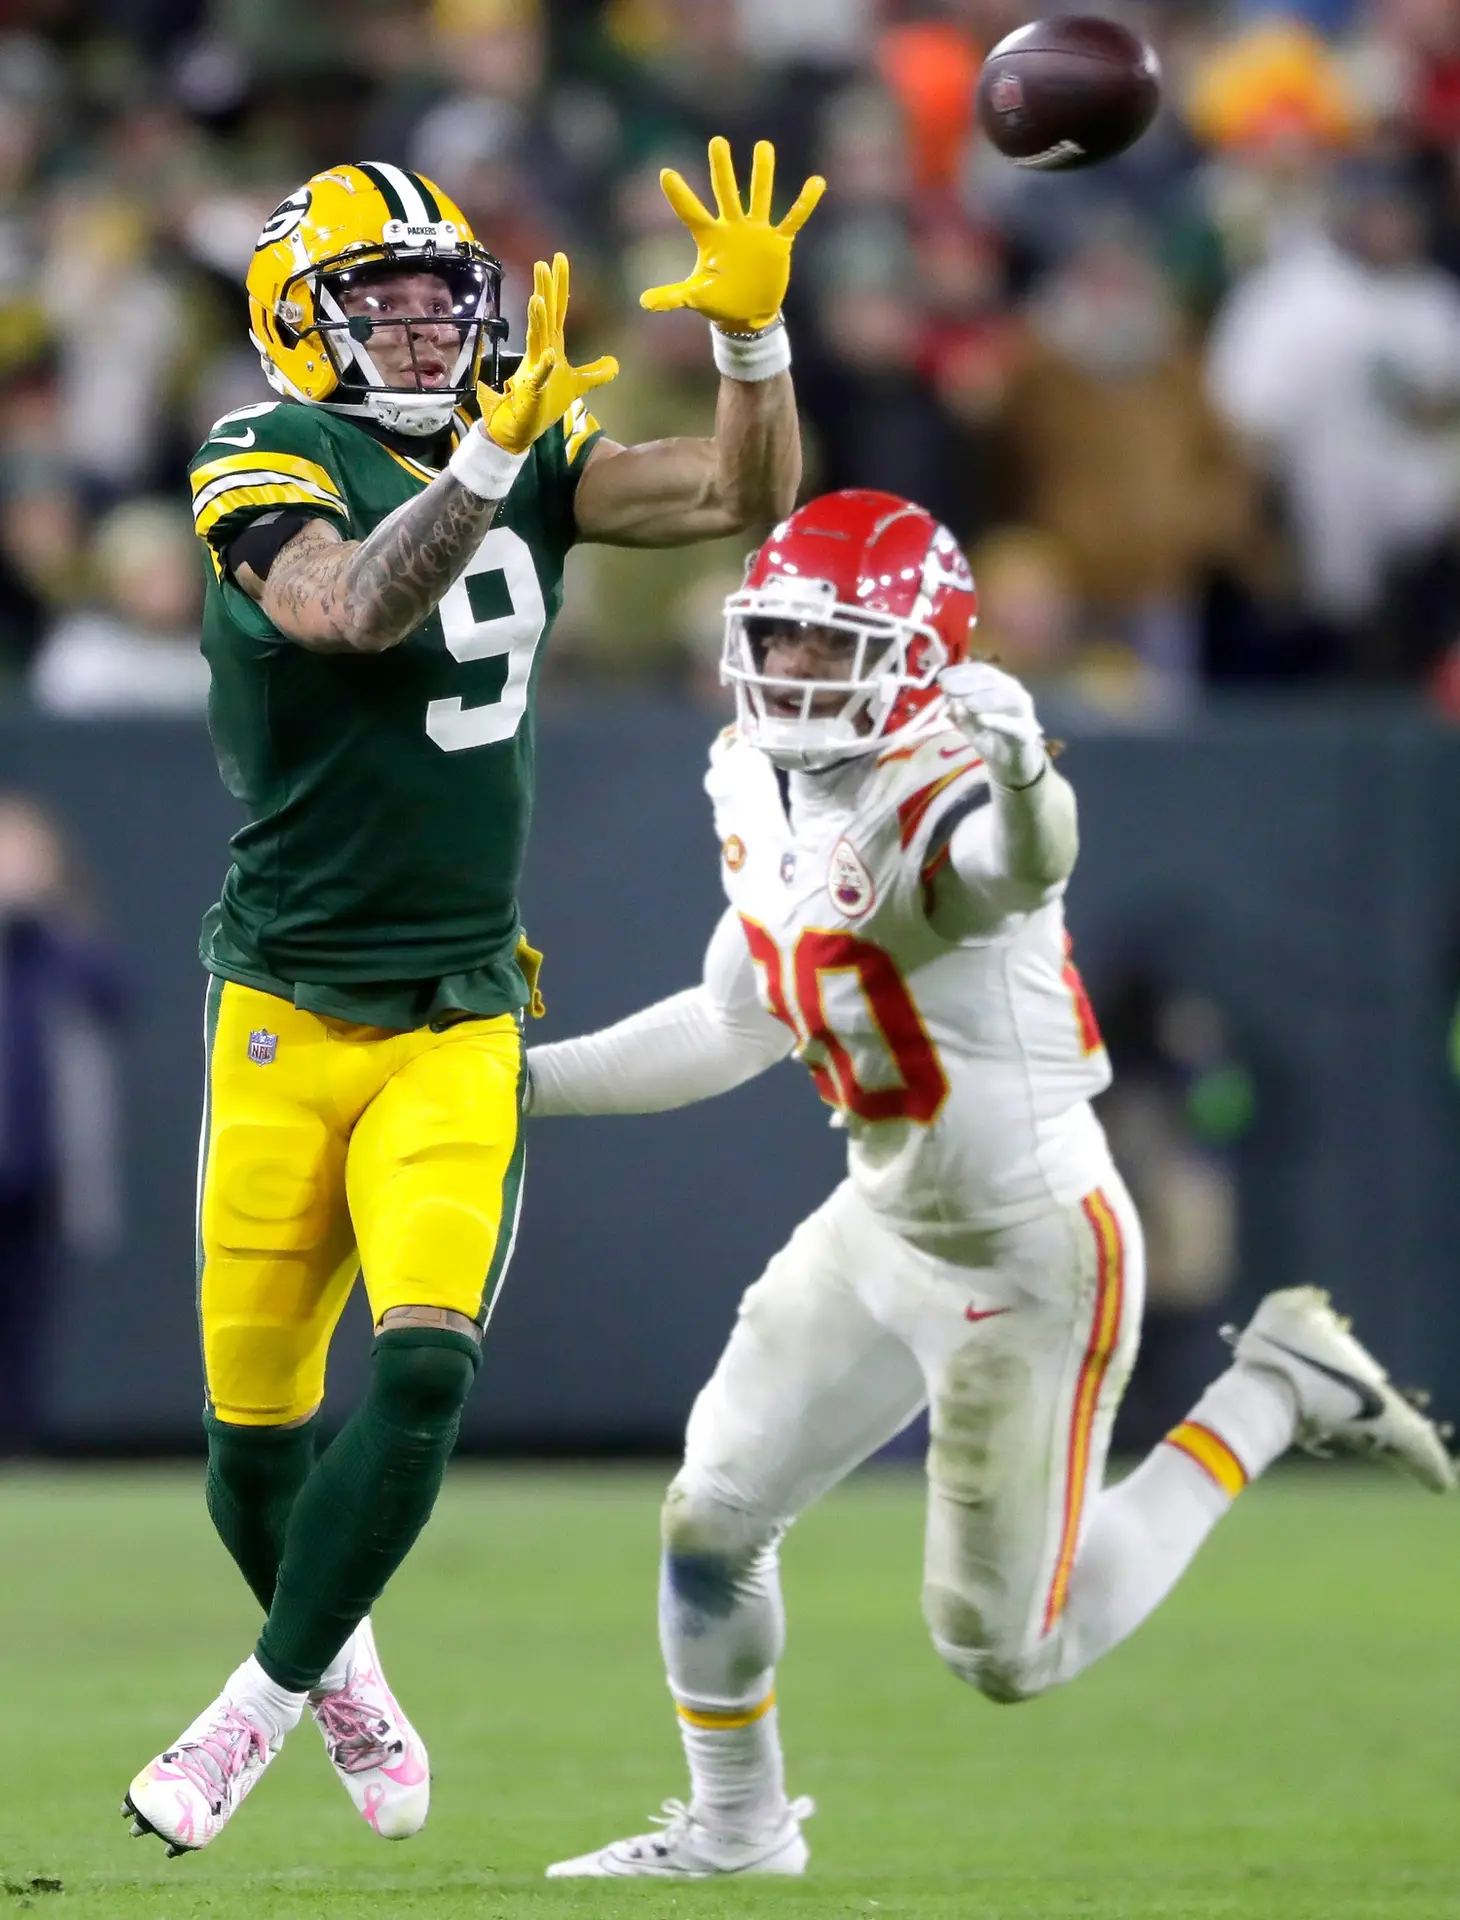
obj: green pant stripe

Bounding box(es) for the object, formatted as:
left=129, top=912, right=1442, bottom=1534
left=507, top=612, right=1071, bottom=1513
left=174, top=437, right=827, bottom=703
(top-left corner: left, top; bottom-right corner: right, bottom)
left=478, top=1044, right=528, bottom=1334
left=195, top=975, right=225, bottom=1411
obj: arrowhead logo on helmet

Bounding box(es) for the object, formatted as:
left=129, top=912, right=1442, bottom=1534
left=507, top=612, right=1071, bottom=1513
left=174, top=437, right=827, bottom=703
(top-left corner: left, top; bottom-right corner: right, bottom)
left=721, top=489, right=979, bottom=773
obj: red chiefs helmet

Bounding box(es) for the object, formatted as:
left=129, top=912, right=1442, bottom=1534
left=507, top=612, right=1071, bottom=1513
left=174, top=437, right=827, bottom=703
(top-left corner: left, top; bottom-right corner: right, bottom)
left=722, top=489, right=978, bottom=771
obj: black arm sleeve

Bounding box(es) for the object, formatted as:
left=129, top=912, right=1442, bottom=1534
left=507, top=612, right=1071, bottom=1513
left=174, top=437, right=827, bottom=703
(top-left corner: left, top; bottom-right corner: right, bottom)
left=222, top=509, right=319, bottom=582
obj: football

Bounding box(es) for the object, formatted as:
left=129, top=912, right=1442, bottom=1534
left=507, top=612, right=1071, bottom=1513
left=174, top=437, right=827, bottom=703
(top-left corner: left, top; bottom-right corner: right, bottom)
left=975, top=15, right=1161, bottom=172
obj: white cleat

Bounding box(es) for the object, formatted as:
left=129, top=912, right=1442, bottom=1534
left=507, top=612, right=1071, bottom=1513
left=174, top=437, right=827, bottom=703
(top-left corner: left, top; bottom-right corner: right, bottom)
left=1227, top=1286, right=1456, bottom=1493
left=310, top=1616, right=430, bottom=1840
left=123, top=1668, right=292, bottom=1855
left=546, top=1795, right=814, bottom=1879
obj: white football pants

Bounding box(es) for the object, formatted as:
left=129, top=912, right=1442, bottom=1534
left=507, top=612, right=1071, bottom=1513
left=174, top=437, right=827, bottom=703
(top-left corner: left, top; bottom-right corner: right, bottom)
left=662, top=1172, right=1151, bottom=1705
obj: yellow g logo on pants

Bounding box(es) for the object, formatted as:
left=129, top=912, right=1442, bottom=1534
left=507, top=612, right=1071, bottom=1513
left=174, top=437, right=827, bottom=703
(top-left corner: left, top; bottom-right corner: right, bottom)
left=197, top=980, right=524, bottom=1426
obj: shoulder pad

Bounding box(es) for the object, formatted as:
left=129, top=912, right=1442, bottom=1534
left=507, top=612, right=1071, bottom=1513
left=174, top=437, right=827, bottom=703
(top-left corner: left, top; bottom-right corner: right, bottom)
left=189, top=401, right=350, bottom=549
left=705, top=725, right=781, bottom=816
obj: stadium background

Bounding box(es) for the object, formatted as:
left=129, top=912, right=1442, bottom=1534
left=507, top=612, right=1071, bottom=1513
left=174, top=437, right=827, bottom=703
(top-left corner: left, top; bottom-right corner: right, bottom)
left=3, top=0, right=1460, bottom=1453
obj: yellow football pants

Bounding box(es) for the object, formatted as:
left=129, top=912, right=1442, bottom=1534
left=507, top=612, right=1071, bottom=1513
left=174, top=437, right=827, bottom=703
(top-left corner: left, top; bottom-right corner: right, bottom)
left=197, top=979, right=524, bottom=1427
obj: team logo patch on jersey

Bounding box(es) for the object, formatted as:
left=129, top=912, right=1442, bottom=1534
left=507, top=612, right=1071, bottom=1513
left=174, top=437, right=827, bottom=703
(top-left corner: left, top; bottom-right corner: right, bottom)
left=780, top=850, right=797, bottom=886
left=829, top=838, right=875, bottom=917
left=247, top=1029, right=279, bottom=1066
left=723, top=834, right=747, bottom=872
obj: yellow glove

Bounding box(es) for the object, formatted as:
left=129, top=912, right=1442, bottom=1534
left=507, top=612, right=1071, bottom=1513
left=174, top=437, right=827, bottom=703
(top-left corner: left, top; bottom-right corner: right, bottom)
left=641, top=136, right=825, bottom=334
left=478, top=253, right=618, bottom=456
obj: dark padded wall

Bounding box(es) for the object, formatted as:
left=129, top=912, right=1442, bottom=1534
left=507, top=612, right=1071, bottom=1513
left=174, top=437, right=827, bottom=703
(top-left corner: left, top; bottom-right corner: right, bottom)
left=3, top=698, right=1456, bottom=1447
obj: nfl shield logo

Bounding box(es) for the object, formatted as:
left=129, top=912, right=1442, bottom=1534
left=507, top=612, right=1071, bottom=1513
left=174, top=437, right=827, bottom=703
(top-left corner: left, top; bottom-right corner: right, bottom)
left=247, top=1029, right=278, bottom=1066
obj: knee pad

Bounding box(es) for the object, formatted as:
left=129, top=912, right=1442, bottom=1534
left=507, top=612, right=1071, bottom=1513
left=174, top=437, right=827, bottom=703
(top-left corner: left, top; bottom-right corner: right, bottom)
left=660, top=1478, right=779, bottom=1621
left=926, top=1628, right=1050, bottom=1705
left=370, top=1327, right=479, bottom=1437
left=924, top=1583, right=1050, bottom=1705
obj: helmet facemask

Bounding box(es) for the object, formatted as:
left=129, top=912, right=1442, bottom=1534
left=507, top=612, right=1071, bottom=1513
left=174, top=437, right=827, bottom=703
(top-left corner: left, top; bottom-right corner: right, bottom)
left=263, top=227, right=507, bottom=437
left=722, top=577, right=951, bottom=773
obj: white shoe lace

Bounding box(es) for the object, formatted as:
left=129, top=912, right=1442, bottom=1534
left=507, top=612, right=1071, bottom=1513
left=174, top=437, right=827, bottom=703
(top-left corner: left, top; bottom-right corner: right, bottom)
left=630, top=1793, right=814, bottom=1861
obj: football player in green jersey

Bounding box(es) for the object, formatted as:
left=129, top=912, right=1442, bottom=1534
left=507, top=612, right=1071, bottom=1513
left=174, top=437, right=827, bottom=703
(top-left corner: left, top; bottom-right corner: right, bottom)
left=124, top=145, right=824, bottom=1857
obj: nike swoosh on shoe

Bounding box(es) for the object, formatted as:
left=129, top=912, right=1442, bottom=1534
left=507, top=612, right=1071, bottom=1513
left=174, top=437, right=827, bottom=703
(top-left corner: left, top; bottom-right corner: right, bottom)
left=1260, top=1335, right=1386, bottom=1419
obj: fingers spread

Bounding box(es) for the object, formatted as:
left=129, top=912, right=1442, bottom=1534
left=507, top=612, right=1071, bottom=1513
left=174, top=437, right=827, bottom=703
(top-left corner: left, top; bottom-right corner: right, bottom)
left=659, top=168, right=713, bottom=232
left=708, top=135, right=743, bottom=222
left=776, top=173, right=827, bottom=238
left=748, top=140, right=775, bottom=224
left=577, top=354, right=619, bottom=391
left=552, top=252, right=570, bottom=337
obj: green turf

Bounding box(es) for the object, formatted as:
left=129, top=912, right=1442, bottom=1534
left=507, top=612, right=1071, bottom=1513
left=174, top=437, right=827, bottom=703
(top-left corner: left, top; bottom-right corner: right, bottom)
left=0, top=1463, right=1456, bottom=1918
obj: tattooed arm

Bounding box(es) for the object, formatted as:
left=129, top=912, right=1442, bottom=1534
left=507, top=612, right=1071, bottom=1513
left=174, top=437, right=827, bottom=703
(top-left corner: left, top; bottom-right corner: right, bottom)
left=233, top=476, right=501, bottom=655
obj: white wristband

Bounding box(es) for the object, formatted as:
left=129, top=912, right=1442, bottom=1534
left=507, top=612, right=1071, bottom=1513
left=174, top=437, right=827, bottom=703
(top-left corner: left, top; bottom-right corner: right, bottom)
left=448, top=428, right=529, bottom=500
left=711, top=318, right=792, bottom=382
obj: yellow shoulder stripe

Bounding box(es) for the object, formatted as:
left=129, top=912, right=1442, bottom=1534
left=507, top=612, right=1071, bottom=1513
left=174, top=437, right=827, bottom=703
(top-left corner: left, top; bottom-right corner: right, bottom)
left=194, top=481, right=347, bottom=541
left=191, top=450, right=343, bottom=499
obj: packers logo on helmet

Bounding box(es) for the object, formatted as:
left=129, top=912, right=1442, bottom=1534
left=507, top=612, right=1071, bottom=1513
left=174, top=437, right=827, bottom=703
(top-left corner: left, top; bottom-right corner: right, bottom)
left=247, top=162, right=507, bottom=438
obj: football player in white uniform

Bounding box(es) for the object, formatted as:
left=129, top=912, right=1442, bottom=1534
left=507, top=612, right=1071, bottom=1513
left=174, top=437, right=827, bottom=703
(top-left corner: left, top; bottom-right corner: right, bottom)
left=528, top=490, right=1454, bottom=1879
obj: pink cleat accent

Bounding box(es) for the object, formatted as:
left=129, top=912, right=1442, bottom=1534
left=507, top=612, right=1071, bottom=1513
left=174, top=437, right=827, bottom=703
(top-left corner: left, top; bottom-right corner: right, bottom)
left=310, top=1618, right=430, bottom=1839
left=124, top=1696, right=282, bottom=1855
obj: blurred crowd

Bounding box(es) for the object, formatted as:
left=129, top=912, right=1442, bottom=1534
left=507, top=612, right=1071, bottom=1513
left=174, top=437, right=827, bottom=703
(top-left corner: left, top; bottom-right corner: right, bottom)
left=2, top=0, right=1460, bottom=719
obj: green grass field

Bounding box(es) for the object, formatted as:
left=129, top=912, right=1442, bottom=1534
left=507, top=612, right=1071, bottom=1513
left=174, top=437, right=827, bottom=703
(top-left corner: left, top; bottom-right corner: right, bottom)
left=1, top=1464, right=1457, bottom=1919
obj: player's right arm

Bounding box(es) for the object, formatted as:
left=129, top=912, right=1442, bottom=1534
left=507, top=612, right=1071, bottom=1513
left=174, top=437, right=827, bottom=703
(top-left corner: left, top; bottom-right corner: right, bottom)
left=526, top=908, right=793, bottom=1117
left=235, top=479, right=509, bottom=653
left=231, top=252, right=617, bottom=653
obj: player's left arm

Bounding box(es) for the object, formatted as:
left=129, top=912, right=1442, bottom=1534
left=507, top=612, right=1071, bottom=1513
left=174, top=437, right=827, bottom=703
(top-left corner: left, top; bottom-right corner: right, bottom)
left=927, top=662, right=1079, bottom=934
left=571, top=137, right=823, bottom=549
left=526, top=907, right=793, bottom=1116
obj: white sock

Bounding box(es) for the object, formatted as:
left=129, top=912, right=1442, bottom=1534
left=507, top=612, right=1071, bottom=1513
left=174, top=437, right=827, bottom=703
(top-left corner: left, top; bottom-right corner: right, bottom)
left=673, top=1690, right=787, bottom=1834
left=227, top=1655, right=307, bottom=1743
left=1050, top=1363, right=1298, bottom=1688
left=314, top=1628, right=357, bottom=1698
left=659, top=1530, right=789, bottom=1834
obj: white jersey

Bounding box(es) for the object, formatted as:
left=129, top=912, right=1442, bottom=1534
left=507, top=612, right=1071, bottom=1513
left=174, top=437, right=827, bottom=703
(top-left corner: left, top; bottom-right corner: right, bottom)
left=707, top=723, right=1115, bottom=1237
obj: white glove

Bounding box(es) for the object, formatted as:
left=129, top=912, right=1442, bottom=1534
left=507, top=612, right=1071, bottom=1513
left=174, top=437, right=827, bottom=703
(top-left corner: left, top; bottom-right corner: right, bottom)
left=939, top=661, right=1047, bottom=789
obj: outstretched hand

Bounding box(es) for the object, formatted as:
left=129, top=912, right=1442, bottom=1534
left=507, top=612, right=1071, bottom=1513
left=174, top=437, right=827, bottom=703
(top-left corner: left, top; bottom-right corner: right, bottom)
left=641, top=136, right=825, bottom=335
left=479, top=253, right=618, bottom=457
left=940, top=661, right=1048, bottom=789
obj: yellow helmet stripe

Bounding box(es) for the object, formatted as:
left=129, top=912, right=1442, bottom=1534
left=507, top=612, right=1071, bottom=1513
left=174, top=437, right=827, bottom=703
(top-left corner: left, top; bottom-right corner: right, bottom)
left=194, top=481, right=347, bottom=541
left=190, top=451, right=343, bottom=499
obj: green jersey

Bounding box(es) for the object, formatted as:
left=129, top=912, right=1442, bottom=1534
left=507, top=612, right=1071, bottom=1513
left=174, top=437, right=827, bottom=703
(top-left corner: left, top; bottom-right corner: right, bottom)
left=188, top=393, right=600, bottom=1031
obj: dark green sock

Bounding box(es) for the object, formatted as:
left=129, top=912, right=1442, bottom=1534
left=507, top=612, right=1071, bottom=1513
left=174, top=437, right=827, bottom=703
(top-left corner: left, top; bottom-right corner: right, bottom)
left=205, top=1413, right=320, bottom=1612
left=255, top=1328, right=479, bottom=1692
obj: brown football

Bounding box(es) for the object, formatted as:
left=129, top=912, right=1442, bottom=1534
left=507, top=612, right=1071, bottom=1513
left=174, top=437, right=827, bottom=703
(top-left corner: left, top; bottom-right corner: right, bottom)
left=976, top=16, right=1161, bottom=172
